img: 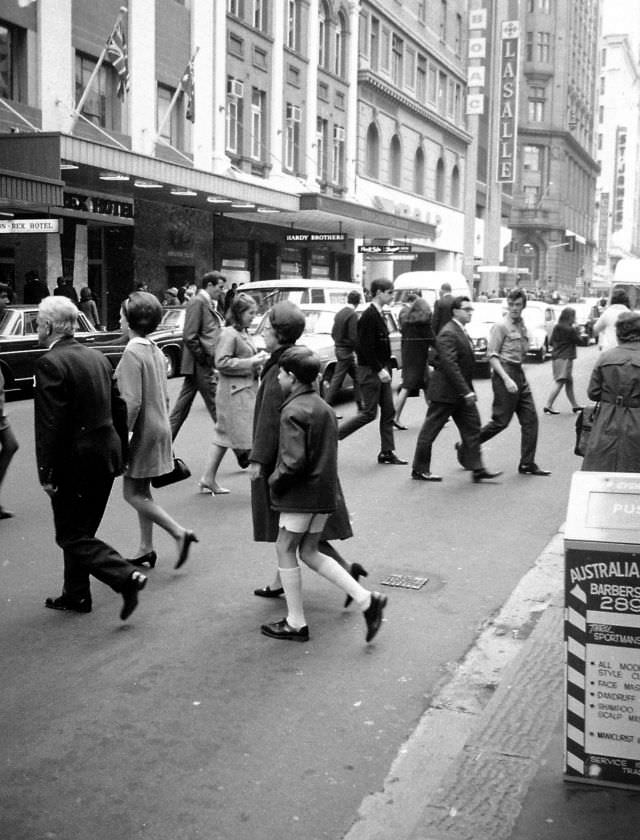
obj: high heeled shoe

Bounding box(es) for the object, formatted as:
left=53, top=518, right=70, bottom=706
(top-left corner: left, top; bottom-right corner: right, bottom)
left=129, top=551, right=157, bottom=569
left=393, top=420, right=408, bottom=430
left=344, top=562, right=369, bottom=607
left=175, top=531, right=198, bottom=570
left=543, top=406, right=559, bottom=415
left=197, top=480, right=230, bottom=495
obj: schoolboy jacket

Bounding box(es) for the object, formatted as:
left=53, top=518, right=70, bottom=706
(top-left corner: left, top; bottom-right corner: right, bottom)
left=269, top=385, right=338, bottom=513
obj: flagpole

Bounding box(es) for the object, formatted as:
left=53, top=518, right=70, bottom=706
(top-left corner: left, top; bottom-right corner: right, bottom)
left=154, top=47, right=199, bottom=144
left=0, top=98, right=41, bottom=131
left=71, top=5, right=128, bottom=127
left=74, top=109, right=129, bottom=150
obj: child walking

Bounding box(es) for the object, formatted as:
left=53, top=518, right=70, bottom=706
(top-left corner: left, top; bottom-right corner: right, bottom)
left=261, top=346, right=387, bottom=643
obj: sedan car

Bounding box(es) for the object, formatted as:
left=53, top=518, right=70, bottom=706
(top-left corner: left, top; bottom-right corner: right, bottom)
left=253, top=303, right=402, bottom=399
left=150, top=306, right=185, bottom=378
left=522, top=302, right=556, bottom=361
left=0, top=304, right=124, bottom=392
left=466, top=302, right=505, bottom=374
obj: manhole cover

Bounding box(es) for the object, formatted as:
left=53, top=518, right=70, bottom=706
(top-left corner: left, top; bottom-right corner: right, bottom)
left=380, top=574, right=429, bottom=590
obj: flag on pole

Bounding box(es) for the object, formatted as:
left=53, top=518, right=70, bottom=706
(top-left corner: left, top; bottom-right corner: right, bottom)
left=105, top=18, right=130, bottom=101
left=180, top=57, right=195, bottom=123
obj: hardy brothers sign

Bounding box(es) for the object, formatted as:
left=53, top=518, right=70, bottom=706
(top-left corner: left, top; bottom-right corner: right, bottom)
left=497, top=20, right=520, bottom=184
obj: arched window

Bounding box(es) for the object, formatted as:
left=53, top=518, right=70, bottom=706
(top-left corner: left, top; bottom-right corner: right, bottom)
left=435, top=157, right=445, bottom=202
left=390, top=134, right=402, bottom=187
left=335, top=11, right=347, bottom=77
left=451, top=164, right=460, bottom=207
left=414, top=147, right=425, bottom=194
left=319, top=3, right=329, bottom=69
left=365, top=123, right=379, bottom=179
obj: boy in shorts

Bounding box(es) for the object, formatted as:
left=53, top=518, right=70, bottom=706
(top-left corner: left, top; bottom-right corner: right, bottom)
left=261, top=346, right=387, bottom=643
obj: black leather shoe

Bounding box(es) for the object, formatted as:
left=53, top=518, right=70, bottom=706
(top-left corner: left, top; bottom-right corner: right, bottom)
left=344, top=562, right=369, bottom=607
left=411, top=470, right=442, bottom=482
left=543, top=406, right=559, bottom=415
left=129, top=551, right=157, bottom=569
left=518, top=463, right=551, bottom=476
left=45, top=595, right=92, bottom=613
left=364, top=592, right=388, bottom=643
left=261, top=618, right=309, bottom=642
left=378, top=451, right=408, bottom=465
left=454, top=442, right=471, bottom=470
left=254, top=585, right=284, bottom=598
left=120, top=571, right=147, bottom=621
left=472, top=469, right=503, bottom=483
left=175, top=531, right=198, bottom=569
left=0, top=506, right=14, bottom=519
left=393, top=420, right=408, bottom=430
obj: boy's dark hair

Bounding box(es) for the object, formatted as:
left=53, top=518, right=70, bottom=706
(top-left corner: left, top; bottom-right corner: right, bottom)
left=123, top=291, right=162, bottom=335
left=268, top=301, right=306, bottom=346
left=279, top=346, right=321, bottom=384
left=611, top=287, right=631, bottom=308
left=370, top=278, right=393, bottom=297
left=347, top=290, right=362, bottom=306
left=507, top=287, right=527, bottom=308
left=451, top=295, right=471, bottom=313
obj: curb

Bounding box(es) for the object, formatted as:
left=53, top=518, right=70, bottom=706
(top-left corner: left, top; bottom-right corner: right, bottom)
left=344, top=530, right=566, bottom=840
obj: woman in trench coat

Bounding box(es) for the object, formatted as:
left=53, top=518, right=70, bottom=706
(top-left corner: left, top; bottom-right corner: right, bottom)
left=248, top=300, right=367, bottom=601
left=583, top=311, right=640, bottom=472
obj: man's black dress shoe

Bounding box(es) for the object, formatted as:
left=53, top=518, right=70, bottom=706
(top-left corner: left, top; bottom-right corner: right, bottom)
left=0, top=506, right=14, bottom=519
left=378, top=451, right=408, bottom=465
left=393, top=420, right=408, bottom=430
left=120, top=571, right=147, bottom=621
left=45, top=595, right=92, bottom=613
left=344, top=562, right=369, bottom=607
left=518, top=463, right=551, bottom=476
left=411, top=470, right=442, bottom=482
left=254, top=585, right=284, bottom=598
left=129, top=551, right=157, bottom=569
left=261, top=618, right=309, bottom=642
left=364, top=592, right=388, bottom=642
left=472, top=468, right=503, bottom=483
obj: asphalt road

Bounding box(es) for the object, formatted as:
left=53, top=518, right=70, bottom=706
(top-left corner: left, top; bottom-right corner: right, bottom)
left=0, top=345, right=598, bottom=840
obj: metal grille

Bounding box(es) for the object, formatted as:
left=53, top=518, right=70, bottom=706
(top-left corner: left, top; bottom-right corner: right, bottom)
left=380, top=574, right=428, bottom=590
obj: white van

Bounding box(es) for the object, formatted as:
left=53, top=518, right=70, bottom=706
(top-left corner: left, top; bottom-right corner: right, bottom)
left=236, top=278, right=363, bottom=331
left=392, top=270, right=471, bottom=313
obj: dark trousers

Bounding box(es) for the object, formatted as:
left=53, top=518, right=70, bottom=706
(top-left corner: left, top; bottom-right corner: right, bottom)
left=324, top=349, right=361, bottom=407
left=170, top=363, right=217, bottom=440
left=51, top=471, right=133, bottom=604
left=479, top=365, right=538, bottom=465
left=338, top=365, right=395, bottom=452
left=412, top=399, right=483, bottom=473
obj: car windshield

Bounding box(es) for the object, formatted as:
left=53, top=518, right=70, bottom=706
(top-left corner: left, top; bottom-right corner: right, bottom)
left=244, top=288, right=347, bottom=316
left=0, top=309, right=14, bottom=334
left=159, top=309, right=184, bottom=329
left=300, top=310, right=336, bottom=335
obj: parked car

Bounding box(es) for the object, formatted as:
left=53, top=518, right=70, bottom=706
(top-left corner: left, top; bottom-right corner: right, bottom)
left=0, top=304, right=124, bottom=392
left=570, top=302, right=596, bottom=346
left=253, top=303, right=402, bottom=399
left=150, top=306, right=185, bottom=378
left=522, top=302, right=556, bottom=361
left=465, top=302, right=505, bottom=373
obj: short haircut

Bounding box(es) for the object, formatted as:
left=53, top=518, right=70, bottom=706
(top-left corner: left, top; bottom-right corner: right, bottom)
left=611, top=287, right=631, bottom=308
left=451, top=295, right=471, bottom=312
left=279, top=345, right=321, bottom=384
left=347, top=290, right=362, bottom=306
left=202, top=270, right=225, bottom=289
left=79, top=286, right=92, bottom=301
left=370, top=278, right=393, bottom=297
left=441, top=283, right=452, bottom=293
left=268, top=301, right=306, bottom=346
left=616, top=310, right=640, bottom=343
left=38, top=295, right=78, bottom=336
left=123, top=291, right=162, bottom=336
left=507, top=288, right=527, bottom=308
left=229, top=292, right=256, bottom=328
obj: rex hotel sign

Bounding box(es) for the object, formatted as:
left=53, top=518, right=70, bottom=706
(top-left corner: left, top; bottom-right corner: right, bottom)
left=497, top=20, right=520, bottom=184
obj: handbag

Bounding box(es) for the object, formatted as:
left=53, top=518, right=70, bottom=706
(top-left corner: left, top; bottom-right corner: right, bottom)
left=574, top=404, right=599, bottom=457
left=151, top=456, right=191, bottom=488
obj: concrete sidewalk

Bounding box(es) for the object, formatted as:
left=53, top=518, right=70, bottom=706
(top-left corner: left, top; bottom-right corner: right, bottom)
left=346, top=531, right=640, bottom=840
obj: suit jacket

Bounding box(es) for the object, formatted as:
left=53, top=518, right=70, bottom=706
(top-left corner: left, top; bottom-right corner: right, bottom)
left=432, top=294, right=454, bottom=336
left=355, top=304, right=391, bottom=371
left=427, top=319, right=476, bottom=404
left=34, top=337, right=128, bottom=486
left=180, top=289, right=224, bottom=375
left=331, top=305, right=358, bottom=352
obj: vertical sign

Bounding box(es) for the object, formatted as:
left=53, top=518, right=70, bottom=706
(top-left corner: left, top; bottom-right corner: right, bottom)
left=612, top=126, right=627, bottom=232
left=497, top=20, right=520, bottom=184
left=466, top=5, right=487, bottom=116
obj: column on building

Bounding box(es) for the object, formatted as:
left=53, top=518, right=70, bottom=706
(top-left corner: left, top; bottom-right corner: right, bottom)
left=269, top=0, right=285, bottom=177
left=37, top=0, right=73, bottom=132
left=129, top=0, right=156, bottom=156
left=346, top=1, right=363, bottom=284
left=191, top=0, right=216, bottom=172
left=303, top=0, right=319, bottom=187
left=211, top=0, right=230, bottom=173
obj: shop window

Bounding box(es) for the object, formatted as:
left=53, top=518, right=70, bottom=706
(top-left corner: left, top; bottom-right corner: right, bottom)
left=390, top=134, right=401, bottom=187
left=75, top=52, right=121, bottom=130
left=365, top=122, right=379, bottom=179
left=414, top=147, right=425, bottom=194
left=0, top=20, right=26, bottom=102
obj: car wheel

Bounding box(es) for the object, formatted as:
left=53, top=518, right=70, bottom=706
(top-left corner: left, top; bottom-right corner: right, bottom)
left=163, top=349, right=178, bottom=378
left=320, top=365, right=334, bottom=399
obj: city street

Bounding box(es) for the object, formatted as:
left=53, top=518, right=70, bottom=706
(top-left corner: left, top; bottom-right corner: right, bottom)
left=1, top=346, right=597, bottom=840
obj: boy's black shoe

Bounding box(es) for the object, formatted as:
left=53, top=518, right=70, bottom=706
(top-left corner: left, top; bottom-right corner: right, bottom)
left=378, top=451, right=408, bottom=465
left=364, top=593, right=387, bottom=642
left=120, top=571, right=147, bottom=621
left=518, top=462, right=551, bottom=476
left=45, top=595, right=92, bottom=613
left=261, top=618, right=309, bottom=642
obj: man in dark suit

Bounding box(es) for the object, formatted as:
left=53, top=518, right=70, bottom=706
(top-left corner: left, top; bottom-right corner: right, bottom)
left=169, top=270, right=226, bottom=439
left=34, top=296, right=147, bottom=620
left=431, top=282, right=455, bottom=336
left=324, top=289, right=362, bottom=408
left=23, top=269, right=49, bottom=304
left=338, top=278, right=406, bottom=465
left=411, top=296, right=502, bottom=483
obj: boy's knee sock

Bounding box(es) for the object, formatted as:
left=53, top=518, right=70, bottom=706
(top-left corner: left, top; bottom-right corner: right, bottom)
left=314, top=555, right=370, bottom=610
left=279, top=566, right=306, bottom=629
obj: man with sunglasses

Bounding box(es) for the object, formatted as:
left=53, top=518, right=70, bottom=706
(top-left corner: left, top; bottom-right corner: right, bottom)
left=411, top=296, right=501, bottom=483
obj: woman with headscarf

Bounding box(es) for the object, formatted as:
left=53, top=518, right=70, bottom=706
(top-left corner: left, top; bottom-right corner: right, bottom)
left=393, top=293, right=434, bottom=429
left=248, top=301, right=367, bottom=602
left=582, top=311, right=640, bottom=471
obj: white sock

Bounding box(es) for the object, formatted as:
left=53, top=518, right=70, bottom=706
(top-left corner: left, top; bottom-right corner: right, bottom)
left=314, top=555, right=370, bottom=610
left=279, top=566, right=306, bottom=629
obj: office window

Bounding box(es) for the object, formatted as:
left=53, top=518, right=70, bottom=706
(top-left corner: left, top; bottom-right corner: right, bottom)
left=370, top=16, right=379, bottom=72
left=332, top=125, right=345, bottom=184
left=437, top=71, right=447, bottom=114
left=390, top=135, right=401, bottom=187
left=226, top=77, right=244, bottom=154
left=454, top=14, right=462, bottom=56
left=359, top=11, right=369, bottom=57
left=157, top=84, right=182, bottom=147
left=414, top=147, right=425, bottom=194
left=227, top=0, right=243, bottom=16
left=0, top=21, right=26, bottom=102
left=285, top=102, right=301, bottom=172
left=253, top=0, right=265, bottom=30
left=451, top=165, right=460, bottom=207
left=253, top=46, right=267, bottom=69
left=380, top=26, right=390, bottom=72
left=250, top=88, right=265, bottom=161
left=391, top=35, right=403, bottom=86
left=440, top=0, right=447, bottom=43
left=316, top=117, right=328, bottom=181
left=416, top=55, right=426, bottom=101
left=523, top=145, right=541, bottom=171
left=318, top=3, right=328, bottom=68
left=335, top=12, right=346, bottom=77
left=435, top=158, right=445, bottom=202
left=365, top=122, right=379, bottom=178
left=427, top=64, right=437, bottom=103
left=526, top=31, right=533, bottom=61
left=528, top=86, right=545, bottom=122
left=229, top=32, right=244, bottom=57
left=287, top=0, right=299, bottom=51
left=405, top=47, right=415, bottom=89
left=447, top=78, right=455, bottom=117
left=537, top=32, right=551, bottom=62
left=75, top=52, right=119, bottom=130
left=287, top=64, right=300, bottom=86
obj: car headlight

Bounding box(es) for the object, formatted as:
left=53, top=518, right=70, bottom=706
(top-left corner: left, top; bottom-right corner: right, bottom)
left=473, top=338, right=487, bottom=350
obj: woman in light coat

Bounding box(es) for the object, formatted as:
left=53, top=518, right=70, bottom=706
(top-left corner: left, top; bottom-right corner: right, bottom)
left=116, top=292, right=197, bottom=570
left=199, top=294, right=267, bottom=494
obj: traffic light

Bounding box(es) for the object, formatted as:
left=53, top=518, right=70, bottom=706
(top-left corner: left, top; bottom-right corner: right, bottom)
left=564, top=234, right=576, bottom=252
